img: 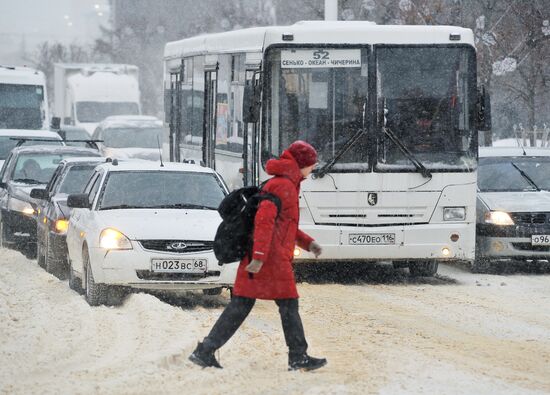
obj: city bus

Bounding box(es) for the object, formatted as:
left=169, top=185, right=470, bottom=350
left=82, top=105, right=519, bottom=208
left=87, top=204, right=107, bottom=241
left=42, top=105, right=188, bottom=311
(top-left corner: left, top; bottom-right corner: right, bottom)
left=163, top=21, right=491, bottom=276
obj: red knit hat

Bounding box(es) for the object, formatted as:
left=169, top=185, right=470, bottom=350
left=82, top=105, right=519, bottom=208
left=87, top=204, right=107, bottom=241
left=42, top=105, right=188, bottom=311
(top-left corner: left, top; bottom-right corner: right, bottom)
left=287, top=140, right=318, bottom=169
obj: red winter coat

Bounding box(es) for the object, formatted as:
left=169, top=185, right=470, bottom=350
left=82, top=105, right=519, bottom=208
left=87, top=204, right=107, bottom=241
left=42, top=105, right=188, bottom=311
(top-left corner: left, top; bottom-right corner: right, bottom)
left=232, top=150, right=314, bottom=300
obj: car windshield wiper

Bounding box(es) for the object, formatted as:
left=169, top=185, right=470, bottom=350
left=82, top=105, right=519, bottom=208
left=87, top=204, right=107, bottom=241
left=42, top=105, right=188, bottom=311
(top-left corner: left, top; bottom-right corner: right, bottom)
left=510, top=162, right=540, bottom=191
left=382, top=126, right=432, bottom=179
left=12, top=178, right=42, bottom=184
left=99, top=204, right=148, bottom=210
left=313, top=128, right=367, bottom=179
left=146, top=203, right=217, bottom=210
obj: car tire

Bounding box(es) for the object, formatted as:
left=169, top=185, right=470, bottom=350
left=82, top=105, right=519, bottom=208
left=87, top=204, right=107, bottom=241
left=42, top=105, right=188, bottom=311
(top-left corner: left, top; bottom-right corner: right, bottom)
left=22, top=243, right=37, bottom=260
left=45, top=235, right=66, bottom=280
left=202, top=287, right=223, bottom=296
left=68, top=258, right=83, bottom=294
left=0, top=219, right=9, bottom=249
left=37, top=237, right=46, bottom=269
left=409, top=261, right=439, bottom=277
left=472, top=257, right=492, bottom=273
left=84, top=249, right=124, bottom=306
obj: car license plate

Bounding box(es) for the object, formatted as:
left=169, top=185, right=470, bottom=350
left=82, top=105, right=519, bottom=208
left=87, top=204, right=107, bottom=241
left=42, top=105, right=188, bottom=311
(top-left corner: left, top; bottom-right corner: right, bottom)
left=531, top=235, right=550, bottom=246
left=150, top=258, right=207, bottom=273
left=348, top=233, right=395, bottom=245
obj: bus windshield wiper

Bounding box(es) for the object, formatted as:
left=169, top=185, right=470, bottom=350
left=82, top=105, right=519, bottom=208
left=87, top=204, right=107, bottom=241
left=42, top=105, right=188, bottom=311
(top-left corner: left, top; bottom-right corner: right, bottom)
left=100, top=204, right=147, bottom=210
left=146, top=203, right=217, bottom=210
left=510, top=162, right=540, bottom=191
left=313, top=128, right=367, bottom=179
left=382, top=126, right=432, bottom=179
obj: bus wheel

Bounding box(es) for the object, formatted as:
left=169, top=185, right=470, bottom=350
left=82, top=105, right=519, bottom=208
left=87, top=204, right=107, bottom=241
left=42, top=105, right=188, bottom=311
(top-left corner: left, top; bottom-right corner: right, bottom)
left=409, top=261, right=438, bottom=277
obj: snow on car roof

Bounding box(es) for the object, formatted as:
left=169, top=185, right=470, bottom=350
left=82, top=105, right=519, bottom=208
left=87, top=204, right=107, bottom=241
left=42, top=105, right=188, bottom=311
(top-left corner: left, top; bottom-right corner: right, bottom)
left=479, top=146, right=550, bottom=158
left=96, top=160, right=215, bottom=174
left=98, top=115, right=162, bottom=129
left=0, top=129, right=62, bottom=139
left=59, top=157, right=108, bottom=165
left=11, top=145, right=102, bottom=155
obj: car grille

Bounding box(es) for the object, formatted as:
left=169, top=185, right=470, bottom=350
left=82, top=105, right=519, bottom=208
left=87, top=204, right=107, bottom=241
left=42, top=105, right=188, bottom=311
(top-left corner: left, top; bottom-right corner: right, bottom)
left=136, top=270, right=221, bottom=281
left=510, top=212, right=549, bottom=224
left=138, top=240, right=213, bottom=253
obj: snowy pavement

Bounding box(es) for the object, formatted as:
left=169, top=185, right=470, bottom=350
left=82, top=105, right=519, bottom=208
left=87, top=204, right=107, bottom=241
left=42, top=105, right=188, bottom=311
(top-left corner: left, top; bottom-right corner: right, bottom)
left=1, top=247, right=550, bottom=395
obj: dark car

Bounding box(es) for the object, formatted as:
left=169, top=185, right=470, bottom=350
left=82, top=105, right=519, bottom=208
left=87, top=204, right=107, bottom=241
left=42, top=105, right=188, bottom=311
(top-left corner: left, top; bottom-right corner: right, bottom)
left=0, top=145, right=102, bottom=258
left=475, top=146, right=550, bottom=272
left=32, top=157, right=108, bottom=278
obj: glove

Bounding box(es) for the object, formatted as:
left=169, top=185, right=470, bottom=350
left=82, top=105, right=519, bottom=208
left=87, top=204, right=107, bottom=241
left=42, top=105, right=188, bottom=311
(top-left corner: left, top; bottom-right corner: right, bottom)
left=309, top=241, right=322, bottom=258
left=245, top=259, right=263, bottom=273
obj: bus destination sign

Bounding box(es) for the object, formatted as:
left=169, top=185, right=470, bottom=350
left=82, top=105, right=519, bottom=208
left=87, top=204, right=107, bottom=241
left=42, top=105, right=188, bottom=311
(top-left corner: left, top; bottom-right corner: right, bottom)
left=281, top=49, right=361, bottom=68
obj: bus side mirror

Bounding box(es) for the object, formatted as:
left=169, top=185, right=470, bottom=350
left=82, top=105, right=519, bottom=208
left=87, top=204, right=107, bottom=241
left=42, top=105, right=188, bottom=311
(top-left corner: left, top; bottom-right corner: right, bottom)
left=477, top=86, right=492, bottom=131
left=243, top=84, right=261, bottom=124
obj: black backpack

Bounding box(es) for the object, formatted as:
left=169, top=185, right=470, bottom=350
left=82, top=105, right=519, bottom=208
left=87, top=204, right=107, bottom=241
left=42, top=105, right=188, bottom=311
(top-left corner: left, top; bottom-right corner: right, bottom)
left=213, top=183, right=281, bottom=264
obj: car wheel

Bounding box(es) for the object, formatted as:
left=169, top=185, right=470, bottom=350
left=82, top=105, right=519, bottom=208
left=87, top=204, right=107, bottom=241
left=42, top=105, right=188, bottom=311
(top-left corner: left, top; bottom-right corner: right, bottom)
left=45, top=235, right=66, bottom=280
left=84, top=249, right=124, bottom=306
left=409, top=261, right=439, bottom=277
left=37, top=237, right=46, bottom=269
left=472, top=257, right=492, bottom=273
left=22, top=242, right=37, bottom=260
left=0, top=219, right=12, bottom=249
left=202, top=287, right=223, bottom=296
left=68, top=257, right=83, bottom=294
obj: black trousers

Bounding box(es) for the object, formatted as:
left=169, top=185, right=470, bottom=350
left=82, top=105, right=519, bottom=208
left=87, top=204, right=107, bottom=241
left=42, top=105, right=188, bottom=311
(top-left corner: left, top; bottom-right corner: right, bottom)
left=202, top=296, right=308, bottom=357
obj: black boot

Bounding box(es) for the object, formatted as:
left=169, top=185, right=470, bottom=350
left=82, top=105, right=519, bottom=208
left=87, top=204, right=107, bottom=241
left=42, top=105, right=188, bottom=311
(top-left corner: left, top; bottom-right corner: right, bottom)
left=288, top=353, right=327, bottom=371
left=189, top=342, right=222, bottom=369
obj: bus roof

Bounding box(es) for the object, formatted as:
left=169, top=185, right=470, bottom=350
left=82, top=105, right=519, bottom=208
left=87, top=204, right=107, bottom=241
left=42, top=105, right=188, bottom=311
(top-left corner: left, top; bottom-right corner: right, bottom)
left=0, top=65, right=46, bottom=85
left=164, top=21, right=475, bottom=60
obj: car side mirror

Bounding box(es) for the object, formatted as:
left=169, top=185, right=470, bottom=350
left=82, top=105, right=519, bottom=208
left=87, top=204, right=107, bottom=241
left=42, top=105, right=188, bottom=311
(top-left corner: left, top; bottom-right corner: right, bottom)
left=30, top=188, right=48, bottom=200
left=67, top=193, right=90, bottom=209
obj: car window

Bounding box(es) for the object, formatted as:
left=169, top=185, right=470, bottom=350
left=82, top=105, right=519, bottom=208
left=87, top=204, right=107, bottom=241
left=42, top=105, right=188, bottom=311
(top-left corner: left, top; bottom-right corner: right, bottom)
left=0, top=152, right=12, bottom=182
left=87, top=174, right=102, bottom=207
left=102, top=127, right=163, bottom=149
left=46, top=165, right=65, bottom=194
left=511, top=159, right=550, bottom=191
left=59, top=165, right=96, bottom=194
left=478, top=157, right=550, bottom=192
left=11, top=153, right=97, bottom=184
left=98, top=171, right=225, bottom=210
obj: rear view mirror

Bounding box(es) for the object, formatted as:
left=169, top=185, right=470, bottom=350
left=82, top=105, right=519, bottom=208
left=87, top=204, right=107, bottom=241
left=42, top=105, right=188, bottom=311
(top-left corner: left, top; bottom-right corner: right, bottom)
left=67, top=193, right=90, bottom=209
left=477, top=86, right=492, bottom=131
left=243, top=83, right=261, bottom=124
left=30, top=188, right=48, bottom=200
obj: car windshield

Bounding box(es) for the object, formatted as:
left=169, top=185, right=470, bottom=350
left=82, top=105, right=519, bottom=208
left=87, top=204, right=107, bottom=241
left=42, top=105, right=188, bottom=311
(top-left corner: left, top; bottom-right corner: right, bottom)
left=0, top=84, right=44, bottom=129
left=75, top=102, right=139, bottom=123
left=62, top=128, right=92, bottom=147
left=478, top=157, right=550, bottom=192
left=103, top=127, right=163, bottom=148
left=0, top=137, right=62, bottom=159
left=99, top=171, right=225, bottom=210
left=58, top=165, right=97, bottom=194
left=12, top=152, right=98, bottom=184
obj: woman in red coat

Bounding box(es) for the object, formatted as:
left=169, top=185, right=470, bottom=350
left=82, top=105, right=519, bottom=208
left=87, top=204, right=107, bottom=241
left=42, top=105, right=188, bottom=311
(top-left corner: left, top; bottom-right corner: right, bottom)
left=190, top=141, right=327, bottom=371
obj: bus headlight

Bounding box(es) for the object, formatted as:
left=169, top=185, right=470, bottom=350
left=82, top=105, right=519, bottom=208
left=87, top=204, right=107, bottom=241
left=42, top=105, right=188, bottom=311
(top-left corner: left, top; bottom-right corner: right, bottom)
left=99, top=228, right=132, bottom=250
left=484, top=211, right=514, bottom=226
left=443, top=207, right=466, bottom=221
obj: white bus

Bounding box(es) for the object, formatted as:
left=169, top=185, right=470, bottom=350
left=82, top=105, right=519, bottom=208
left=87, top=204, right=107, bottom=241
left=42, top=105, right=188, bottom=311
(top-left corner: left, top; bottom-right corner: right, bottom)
left=163, top=21, right=491, bottom=276
left=0, top=65, right=49, bottom=130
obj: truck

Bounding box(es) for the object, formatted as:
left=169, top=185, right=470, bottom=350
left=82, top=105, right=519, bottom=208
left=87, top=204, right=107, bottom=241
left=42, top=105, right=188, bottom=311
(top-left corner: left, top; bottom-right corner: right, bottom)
left=0, top=65, right=49, bottom=130
left=53, top=63, right=141, bottom=135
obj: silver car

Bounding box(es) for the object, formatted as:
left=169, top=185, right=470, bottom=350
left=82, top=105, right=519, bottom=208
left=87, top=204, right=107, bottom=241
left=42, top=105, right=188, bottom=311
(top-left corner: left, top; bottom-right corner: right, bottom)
left=475, top=147, right=550, bottom=272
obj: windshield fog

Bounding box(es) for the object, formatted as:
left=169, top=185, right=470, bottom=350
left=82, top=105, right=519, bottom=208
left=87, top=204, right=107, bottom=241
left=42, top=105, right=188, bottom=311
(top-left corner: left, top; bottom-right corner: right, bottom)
left=76, top=102, right=139, bottom=123
left=0, top=84, right=44, bottom=129
left=478, top=157, right=550, bottom=192
left=103, top=127, right=163, bottom=149
left=99, top=171, right=225, bottom=210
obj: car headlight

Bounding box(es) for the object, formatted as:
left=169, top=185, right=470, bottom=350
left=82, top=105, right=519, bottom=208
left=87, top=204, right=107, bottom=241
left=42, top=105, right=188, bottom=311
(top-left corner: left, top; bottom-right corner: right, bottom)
left=99, top=228, right=133, bottom=250
left=53, top=219, right=69, bottom=234
left=8, top=197, right=35, bottom=216
left=484, top=211, right=514, bottom=226
left=443, top=207, right=466, bottom=221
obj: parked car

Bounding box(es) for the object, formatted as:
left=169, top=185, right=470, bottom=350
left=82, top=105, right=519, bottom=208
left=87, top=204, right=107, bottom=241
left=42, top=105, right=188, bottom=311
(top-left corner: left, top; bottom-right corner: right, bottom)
left=0, top=129, right=63, bottom=168
left=65, top=160, right=238, bottom=306
left=32, top=157, right=108, bottom=278
left=91, top=115, right=165, bottom=161
left=475, top=146, right=550, bottom=272
left=0, top=146, right=101, bottom=258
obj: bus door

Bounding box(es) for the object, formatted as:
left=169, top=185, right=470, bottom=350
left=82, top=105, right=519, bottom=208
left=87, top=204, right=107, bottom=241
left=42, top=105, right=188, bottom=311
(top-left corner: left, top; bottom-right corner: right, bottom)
left=243, top=69, right=261, bottom=186
left=167, top=62, right=182, bottom=162
left=203, top=60, right=218, bottom=168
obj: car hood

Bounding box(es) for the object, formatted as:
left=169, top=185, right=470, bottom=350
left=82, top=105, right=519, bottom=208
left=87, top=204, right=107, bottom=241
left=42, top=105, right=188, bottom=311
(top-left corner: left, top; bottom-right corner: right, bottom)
left=479, top=191, right=550, bottom=212
left=102, top=147, right=160, bottom=161
left=95, top=209, right=221, bottom=240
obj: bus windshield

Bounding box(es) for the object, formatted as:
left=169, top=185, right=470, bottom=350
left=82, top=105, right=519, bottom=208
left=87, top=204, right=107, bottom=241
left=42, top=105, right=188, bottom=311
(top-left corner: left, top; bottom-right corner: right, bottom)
left=264, top=45, right=476, bottom=172
left=0, top=84, right=44, bottom=129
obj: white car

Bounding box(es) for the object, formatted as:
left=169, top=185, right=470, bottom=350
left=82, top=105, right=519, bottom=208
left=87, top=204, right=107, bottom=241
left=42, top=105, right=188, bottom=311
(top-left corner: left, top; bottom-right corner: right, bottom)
left=91, top=115, right=166, bottom=161
left=65, top=160, right=238, bottom=306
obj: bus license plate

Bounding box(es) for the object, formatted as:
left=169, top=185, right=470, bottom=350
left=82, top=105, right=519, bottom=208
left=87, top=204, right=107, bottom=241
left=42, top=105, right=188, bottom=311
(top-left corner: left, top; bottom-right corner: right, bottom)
left=150, top=258, right=207, bottom=273
left=348, top=233, right=395, bottom=245
left=531, top=235, right=550, bottom=246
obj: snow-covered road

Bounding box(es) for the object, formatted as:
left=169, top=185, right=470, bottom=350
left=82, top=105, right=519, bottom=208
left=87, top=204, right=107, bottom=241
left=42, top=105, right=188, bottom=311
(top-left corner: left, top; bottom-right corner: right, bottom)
left=1, top=247, right=549, bottom=395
